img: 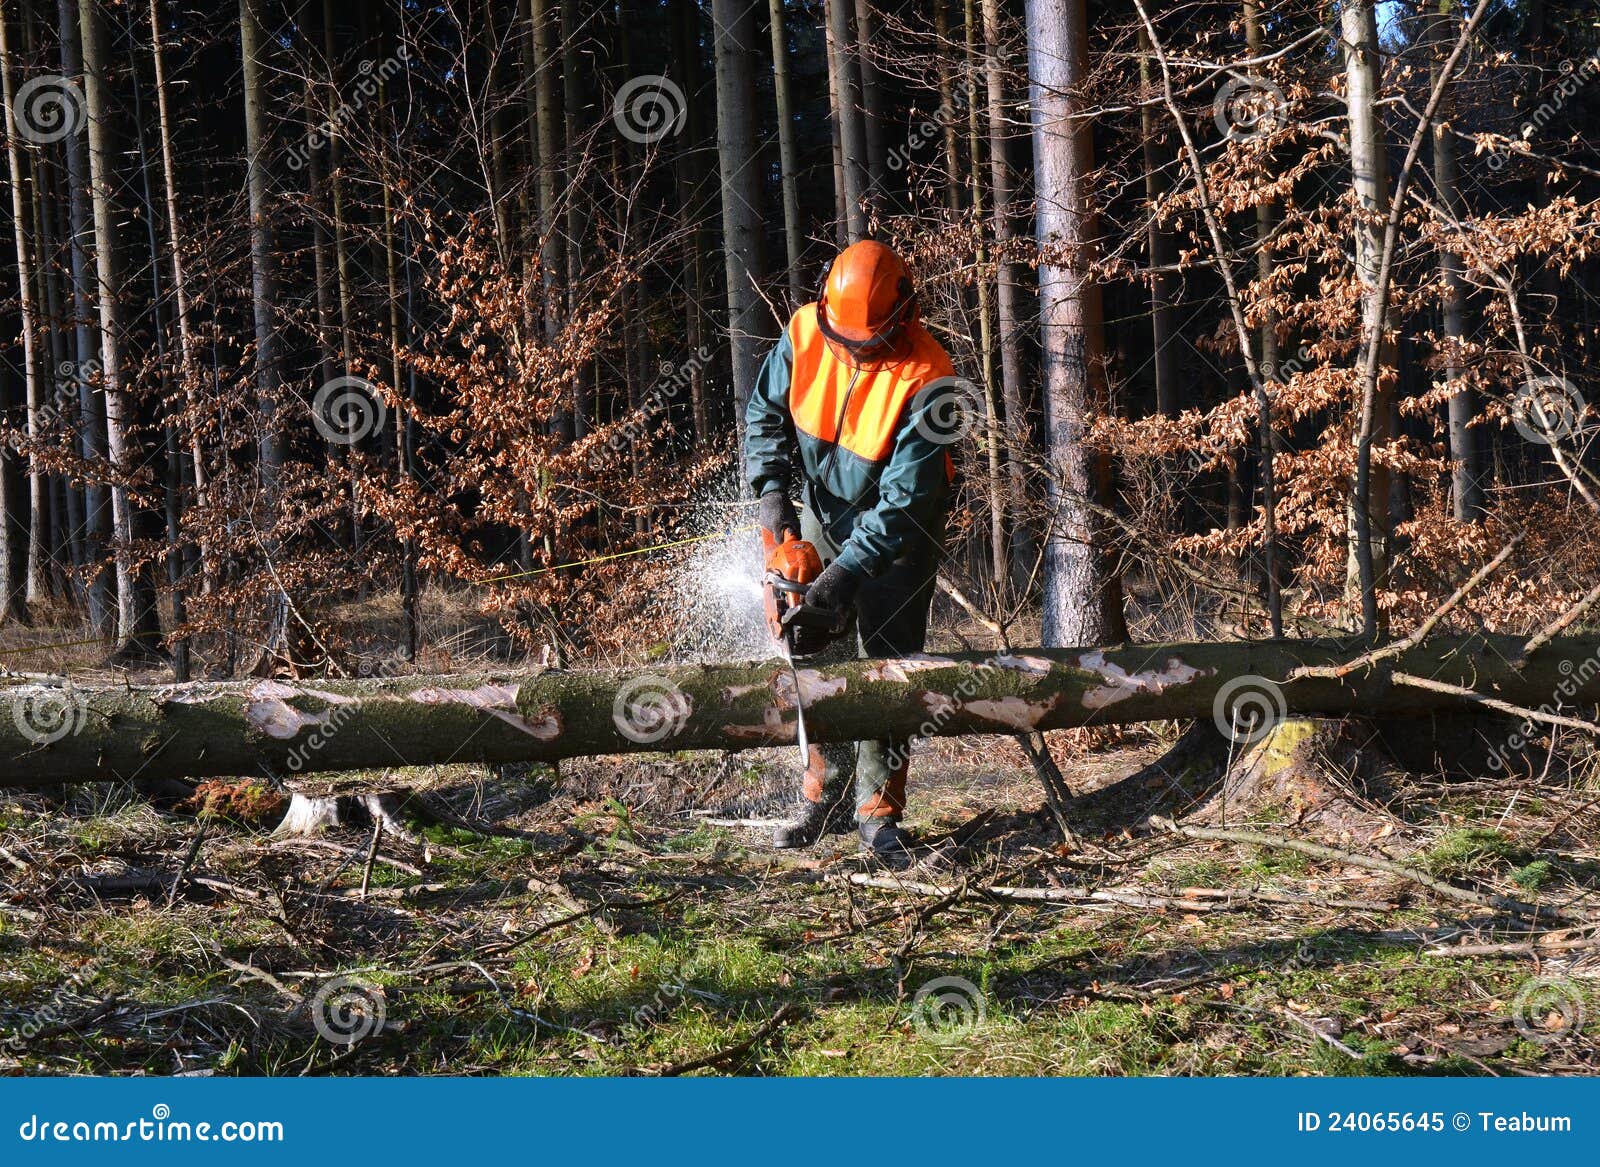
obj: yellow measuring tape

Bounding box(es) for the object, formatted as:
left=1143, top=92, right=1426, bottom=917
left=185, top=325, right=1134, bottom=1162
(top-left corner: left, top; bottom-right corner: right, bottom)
left=478, top=524, right=759, bottom=585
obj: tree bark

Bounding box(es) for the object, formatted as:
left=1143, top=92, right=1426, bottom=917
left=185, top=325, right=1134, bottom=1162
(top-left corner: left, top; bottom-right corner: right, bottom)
left=1342, top=0, right=1393, bottom=634
left=1026, top=0, right=1127, bottom=646
left=824, top=0, right=868, bottom=241
left=0, top=4, right=46, bottom=608
left=239, top=0, right=288, bottom=666
left=710, top=0, right=768, bottom=440
left=768, top=0, right=804, bottom=306
left=1429, top=0, right=1482, bottom=522
left=1, top=634, right=1595, bottom=786
left=80, top=0, right=164, bottom=659
left=56, top=0, right=110, bottom=633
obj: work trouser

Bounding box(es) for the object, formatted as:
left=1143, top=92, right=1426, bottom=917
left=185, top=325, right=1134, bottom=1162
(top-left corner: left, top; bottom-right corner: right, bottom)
left=798, top=487, right=941, bottom=823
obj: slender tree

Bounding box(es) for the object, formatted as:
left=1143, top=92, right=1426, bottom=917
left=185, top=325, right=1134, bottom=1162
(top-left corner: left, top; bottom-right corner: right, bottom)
left=710, top=0, right=768, bottom=437
left=1027, top=0, right=1127, bottom=645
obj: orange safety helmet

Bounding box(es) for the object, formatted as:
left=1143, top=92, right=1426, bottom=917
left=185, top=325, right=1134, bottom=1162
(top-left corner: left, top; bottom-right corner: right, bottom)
left=817, top=240, right=917, bottom=357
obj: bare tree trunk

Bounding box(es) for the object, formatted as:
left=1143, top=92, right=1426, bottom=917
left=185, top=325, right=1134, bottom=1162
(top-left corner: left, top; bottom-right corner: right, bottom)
left=1137, top=31, right=1178, bottom=420
left=1342, top=0, right=1393, bottom=635
left=854, top=0, right=886, bottom=194
left=710, top=0, right=768, bottom=442
left=80, top=0, right=163, bottom=659
left=822, top=0, right=848, bottom=239
left=933, top=0, right=962, bottom=213
left=563, top=0, right=591, bottom=439
left=825, top=0, right=868, bottom=241
left=149, top=0, right=209, bottom=588
left=57, top=0, right=109, bottom=633
left=672, top=0, right=706, bottom=439
left=768, top=0, right=804, bottom=305
left=239, top=0, right=288, bottom=666
left=1, top=5, right=46, bottom=608
left=981, top=0, right=1036, bottom=591
left=1430, top=0, right=1482, bottom=522
left=1026, top=0, right=1127, bottom=646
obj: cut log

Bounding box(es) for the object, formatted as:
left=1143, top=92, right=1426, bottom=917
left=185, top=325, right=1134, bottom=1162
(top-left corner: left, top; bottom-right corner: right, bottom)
left=0, top=635, right=1595, bottom=787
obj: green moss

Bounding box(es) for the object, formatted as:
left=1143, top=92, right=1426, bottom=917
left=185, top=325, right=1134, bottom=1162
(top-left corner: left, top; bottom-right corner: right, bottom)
left=1424, top=829, right=1531, bottom=878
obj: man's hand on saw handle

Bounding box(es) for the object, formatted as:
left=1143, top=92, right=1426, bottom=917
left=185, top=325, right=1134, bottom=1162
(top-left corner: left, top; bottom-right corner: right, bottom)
left=759, top=491, right=800, bottom=541
left=781, top=561, right=858, bottom=656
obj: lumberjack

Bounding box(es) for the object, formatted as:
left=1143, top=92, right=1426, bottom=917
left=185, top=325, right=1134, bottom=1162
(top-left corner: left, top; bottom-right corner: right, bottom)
left=744, top=240, right=965, bottom=862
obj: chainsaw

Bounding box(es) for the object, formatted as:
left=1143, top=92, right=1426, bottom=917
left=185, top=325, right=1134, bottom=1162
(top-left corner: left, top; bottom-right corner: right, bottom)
left=761, top=529, right=848, bottom=763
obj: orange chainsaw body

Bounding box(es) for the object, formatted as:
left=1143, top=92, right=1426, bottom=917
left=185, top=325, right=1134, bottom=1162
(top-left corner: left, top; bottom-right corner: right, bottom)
left=761, top=529, right=823, bottom=643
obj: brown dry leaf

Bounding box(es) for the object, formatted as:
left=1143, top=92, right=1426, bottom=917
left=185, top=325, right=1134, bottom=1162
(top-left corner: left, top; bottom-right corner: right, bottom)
left=570, top=948, right=594, bottom=978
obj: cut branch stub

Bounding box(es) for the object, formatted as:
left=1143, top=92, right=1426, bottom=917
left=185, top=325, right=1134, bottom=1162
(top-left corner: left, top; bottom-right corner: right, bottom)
left=0, top=635, right=1596, bottom=787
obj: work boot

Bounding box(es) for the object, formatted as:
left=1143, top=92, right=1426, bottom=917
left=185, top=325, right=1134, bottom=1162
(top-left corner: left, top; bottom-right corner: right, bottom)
left=772, top=791, right=854, bottom=848
left=858, top=817, right=917, bottom=865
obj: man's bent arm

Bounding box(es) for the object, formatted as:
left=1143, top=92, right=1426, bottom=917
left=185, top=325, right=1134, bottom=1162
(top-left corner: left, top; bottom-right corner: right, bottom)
left=744, top=328, right=796, bottom=499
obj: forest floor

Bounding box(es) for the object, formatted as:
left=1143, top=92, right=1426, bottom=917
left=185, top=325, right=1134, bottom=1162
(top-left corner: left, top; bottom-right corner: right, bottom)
left=3, top=717, right=1598, bottom=1076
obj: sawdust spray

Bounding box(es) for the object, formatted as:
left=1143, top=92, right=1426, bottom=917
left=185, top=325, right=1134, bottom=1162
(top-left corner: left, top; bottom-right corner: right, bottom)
left=667, top=482, right=779, bottom=664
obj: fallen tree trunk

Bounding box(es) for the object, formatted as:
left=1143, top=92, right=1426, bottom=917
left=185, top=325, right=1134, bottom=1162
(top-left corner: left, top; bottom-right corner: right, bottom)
left=1, top=635, right=1596, bottom=786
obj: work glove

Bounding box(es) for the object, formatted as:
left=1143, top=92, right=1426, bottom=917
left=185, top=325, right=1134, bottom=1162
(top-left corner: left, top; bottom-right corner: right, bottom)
left=802, top=560, right=859, bottom=615
left=759, top=490, right=800, bottom=540
left=780, top=562, right=859, bottom=659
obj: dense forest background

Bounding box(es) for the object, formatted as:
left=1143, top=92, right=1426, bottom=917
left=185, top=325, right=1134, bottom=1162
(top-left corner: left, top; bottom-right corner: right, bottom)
left=1, top=0, right=1597, bottom=680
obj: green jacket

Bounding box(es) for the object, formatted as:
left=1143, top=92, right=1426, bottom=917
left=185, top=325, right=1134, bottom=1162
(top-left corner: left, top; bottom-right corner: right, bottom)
left=744, top=304, right=959, bottom=578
